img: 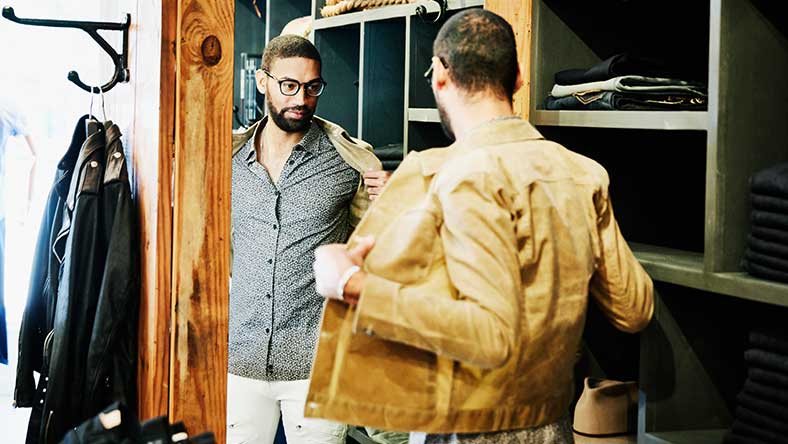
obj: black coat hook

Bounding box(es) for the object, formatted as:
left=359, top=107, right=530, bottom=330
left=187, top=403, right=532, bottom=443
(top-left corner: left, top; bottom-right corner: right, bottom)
left=2, top=6, right=131, bottom=93
left=415, top=0, right=448, bottom=24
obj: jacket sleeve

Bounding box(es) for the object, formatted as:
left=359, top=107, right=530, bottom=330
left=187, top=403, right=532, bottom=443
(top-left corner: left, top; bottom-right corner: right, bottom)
left=588, top=183, right=654, bottom=333
left=353, top=169, right=521, bottom=369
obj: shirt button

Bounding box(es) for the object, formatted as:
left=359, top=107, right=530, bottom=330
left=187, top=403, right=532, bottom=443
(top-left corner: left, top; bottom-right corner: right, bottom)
left=289, top=160, right=295, bottom=165
left=272, top=224, right=277, bottom=230
left=274, top=190, right=280, bottom=196
left=267, top=258, right=273, bottom=265
left=267, top=364, right=274, bottom=371
left=265, top=328, right=271, bottom=334
left=266, top=293, right=272, bottom=299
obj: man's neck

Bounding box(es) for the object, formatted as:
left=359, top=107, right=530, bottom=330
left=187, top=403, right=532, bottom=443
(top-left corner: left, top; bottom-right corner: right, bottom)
left=450, top=96, right=517, bottom=142
left=255, top=117, right=309, bottom=160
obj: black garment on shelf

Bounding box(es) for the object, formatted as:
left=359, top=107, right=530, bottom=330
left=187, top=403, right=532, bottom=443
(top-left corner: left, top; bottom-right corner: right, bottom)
left=742, top=259, right=788, bottom=284
left=744, top=349, right=788, bottom=375
left=736, top=405, right=788, bottom=435
left=752, top=193, right=788, bottom=215
left=545, top=91, right=707, bottom=111
left=751, top=225, right=788, bottom=245
left=744, top=250, right=788, bottom=274
left=750, top=162, right=788, bottom=199
left=731, top=419, right=788, bottom=444
left=723, top=433, right=771, bottom=444
left=751, top=210, right=788, bottom=232
left=749, top=367, right=788, bottom=389
left=59, top=402, right=140, bottom=444
left=750, top=330, right=788, bottom=356
left=554, top=54, right=668, bottom=86
left=747, top=235, right=788, bottom=260
left=737, top=391, right=788, bottom=423
left=374, top=143, right=404, bottom=161
left=743, top=379, right=788, bottom=407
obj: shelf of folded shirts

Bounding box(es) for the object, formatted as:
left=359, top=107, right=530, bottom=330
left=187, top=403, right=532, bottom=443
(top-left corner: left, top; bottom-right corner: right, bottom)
left=531, top=110, right=709, bottom=131
left=408, top=108, right=440, bottom=123
left=631, top=243, right=788, bottom=308
left=314, top=0, right=484, bottom=30
left=641, top=429, right=728, bottom=444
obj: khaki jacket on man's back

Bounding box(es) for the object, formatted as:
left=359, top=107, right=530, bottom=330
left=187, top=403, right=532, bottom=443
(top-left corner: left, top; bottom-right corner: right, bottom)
left=306, top=118, right=654, bottom=434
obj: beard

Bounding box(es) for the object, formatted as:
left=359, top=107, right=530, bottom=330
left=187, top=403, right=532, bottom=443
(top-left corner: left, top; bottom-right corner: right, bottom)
left=436, top=96, right=455, bottom=142
left=267, top=96, right=315, bottom=133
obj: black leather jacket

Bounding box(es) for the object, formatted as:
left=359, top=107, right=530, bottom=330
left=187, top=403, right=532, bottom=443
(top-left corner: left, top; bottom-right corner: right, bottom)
left=16, top=117, right=139, bottom=444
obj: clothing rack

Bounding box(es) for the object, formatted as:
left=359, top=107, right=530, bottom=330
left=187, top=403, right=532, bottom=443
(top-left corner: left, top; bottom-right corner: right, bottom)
left=1, top=6, right=131, bottom=93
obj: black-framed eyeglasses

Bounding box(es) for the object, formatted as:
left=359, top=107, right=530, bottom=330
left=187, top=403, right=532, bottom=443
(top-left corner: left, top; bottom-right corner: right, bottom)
left=424, top=57, right=448, bottom=85
left=263, top=70, right=327, bottom=97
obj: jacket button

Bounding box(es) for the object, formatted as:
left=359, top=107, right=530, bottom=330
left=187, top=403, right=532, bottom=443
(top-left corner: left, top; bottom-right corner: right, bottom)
left=90, top=161, right=99, bottom=168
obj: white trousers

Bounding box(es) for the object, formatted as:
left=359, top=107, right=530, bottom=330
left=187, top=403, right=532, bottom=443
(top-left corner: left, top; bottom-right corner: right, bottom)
left=227, top=373, right=347, bottom=444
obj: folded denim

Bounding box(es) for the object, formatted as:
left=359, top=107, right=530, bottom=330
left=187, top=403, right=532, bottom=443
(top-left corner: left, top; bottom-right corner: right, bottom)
left=751, top=210, right=788, bottom=231
left=737, top=390, right=788, bottom=422
left=750, top=163, right=788, bottom=199
left=750, top=330, right=788, bottom=356
left=550, top=75, right=707, bottom=98
left=554, top=54, right=669, bottom=85
left=749, top=367, right=788, bottom=389
left=751, top=224, right=788, bottom=244
left=736, top=405, right=788, bottom=435
left=744, top=250, right=788, bottom=274
left=743, top=379, right=788, bottom=406
left=742, top=258, right=788, bottom=284
left=732, top=419, right=788, bottom=444
left=752, top=193, right=788, bottom=215
left=545, top=91, right=707, bottom=111
left=747, top=235, right=788, bottom=260
left=744, top=349, right=788, bottom=375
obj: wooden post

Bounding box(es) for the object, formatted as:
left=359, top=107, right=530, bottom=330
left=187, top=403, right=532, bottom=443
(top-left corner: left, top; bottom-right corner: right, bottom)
left=170, top=0, right=234, bottom=441
left=485, top=0, right=533, bottom=119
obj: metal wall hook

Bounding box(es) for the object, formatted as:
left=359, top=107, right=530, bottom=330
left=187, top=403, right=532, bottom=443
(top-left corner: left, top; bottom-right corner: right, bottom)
left=415, top=0, right=448, bottom=24
left=2, top=6, right=131, bottom=93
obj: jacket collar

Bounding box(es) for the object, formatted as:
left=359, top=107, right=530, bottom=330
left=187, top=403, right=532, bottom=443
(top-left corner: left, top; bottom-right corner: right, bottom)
left=452, top=117, right=544, bottom=154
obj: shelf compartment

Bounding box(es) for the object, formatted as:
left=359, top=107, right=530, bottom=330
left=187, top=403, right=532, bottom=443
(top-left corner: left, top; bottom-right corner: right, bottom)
left=314, top=24, right=361, bottom=136
left=531, top=110, right=708, bottom=131
left=314, top=0, right=483, bottom=30
left=360, top=18, right=406, bottom=147
left=641, top=429, right=728, bottom=444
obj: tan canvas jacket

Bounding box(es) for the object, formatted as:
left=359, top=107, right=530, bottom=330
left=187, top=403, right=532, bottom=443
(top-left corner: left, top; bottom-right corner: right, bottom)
left=232, top=116, right=382, bottom=227
left=306, top=118, right=654, bottom=434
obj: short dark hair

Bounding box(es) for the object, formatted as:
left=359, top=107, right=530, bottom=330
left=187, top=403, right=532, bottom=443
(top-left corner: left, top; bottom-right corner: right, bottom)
left=262, top=35, right=322, bottom=71
left=433, top=9, right=518, bottom=100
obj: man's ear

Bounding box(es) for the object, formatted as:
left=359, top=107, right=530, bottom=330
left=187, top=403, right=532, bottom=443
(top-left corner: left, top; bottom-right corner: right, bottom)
left=513, top=62, right=524, bottom=94
left=255, top=69, right=267, bottom=95
left=433, top=57, right=450, bottom=92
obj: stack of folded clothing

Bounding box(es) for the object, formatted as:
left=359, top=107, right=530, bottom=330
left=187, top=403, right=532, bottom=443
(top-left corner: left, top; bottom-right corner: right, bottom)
left=742, top=162, right=788, bottom=283
left=545, top=54, right=707, bottom=111
left=375, top=143, right=405, bottom=172
left=724, top=329, right=788, bottom=444
left=60, top=402, right=216, bottom=444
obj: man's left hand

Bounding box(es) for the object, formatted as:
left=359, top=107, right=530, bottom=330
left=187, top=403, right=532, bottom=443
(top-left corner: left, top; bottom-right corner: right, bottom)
left=364, top=170, right=391, bottom=201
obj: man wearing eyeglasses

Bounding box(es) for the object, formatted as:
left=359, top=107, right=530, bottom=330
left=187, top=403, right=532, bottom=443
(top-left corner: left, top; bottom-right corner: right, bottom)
left=227, top=34, right=389, bottom=444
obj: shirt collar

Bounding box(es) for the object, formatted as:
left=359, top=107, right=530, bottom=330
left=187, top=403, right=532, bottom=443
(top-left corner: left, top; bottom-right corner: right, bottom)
left=243, top=116, right=321, bottom=165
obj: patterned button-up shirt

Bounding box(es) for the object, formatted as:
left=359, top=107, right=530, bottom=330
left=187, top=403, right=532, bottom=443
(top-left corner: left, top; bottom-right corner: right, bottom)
left=230, top=120, right=360, bottom=381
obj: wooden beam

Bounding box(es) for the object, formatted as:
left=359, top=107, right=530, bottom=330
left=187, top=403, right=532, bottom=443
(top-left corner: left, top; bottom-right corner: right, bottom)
left=99, top=0, right=176, bottom=421
left=170, top=0, right=234, bottom=441
left=485, top=0, right=533, bottom=119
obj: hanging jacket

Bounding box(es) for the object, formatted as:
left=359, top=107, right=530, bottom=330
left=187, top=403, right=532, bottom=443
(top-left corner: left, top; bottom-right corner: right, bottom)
left=16, top=116, right=139, bottom=444
left=83, top=122, right=139, bottom=419
left=15, top=115, right=89, bottom=407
